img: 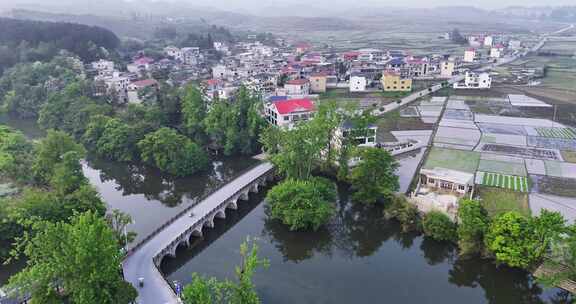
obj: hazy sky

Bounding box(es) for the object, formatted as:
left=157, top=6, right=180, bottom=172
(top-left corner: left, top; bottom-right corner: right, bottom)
left=171, top=0, right=576, bottom=10
left=2, top=0, right=575, bottom=14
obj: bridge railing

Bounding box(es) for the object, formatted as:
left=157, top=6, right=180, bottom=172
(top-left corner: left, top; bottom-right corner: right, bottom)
left=125, top=162, right=273, bottom=257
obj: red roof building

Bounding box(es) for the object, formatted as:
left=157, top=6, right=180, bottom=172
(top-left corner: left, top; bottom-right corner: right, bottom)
left=273, top=98, right=315, bottom=114
left=286, top=79, right=309, bottom=86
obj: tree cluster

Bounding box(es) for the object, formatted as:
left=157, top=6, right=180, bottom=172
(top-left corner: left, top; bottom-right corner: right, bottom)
left=0, top=17, right=119, bottom=63
left=182, top=238, right=268, bottom=304
left=266, top=177, right=337, bottom=231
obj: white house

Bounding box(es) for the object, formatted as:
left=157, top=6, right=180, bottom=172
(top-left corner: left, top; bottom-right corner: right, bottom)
left=91, top=59, right=115, bottom=76
left=164, top=46, right=183, bottom=61
left=264, top=99, right=316, bottom=129
left=490, top=44, right=505, bottom=58
left=453, top=71, right=491, bottom=89
left=484, top=36, right=494, bottom=48
left=463, top=49, right=476, bottom=63
left=440, top=58, right=456, bottom=78
left=349, top=76, right=367, bottom=92
left=284, top=79, right=310, bottom=96
left=333, top=121, right=378, bottom=150
left=419, top=167, right=474, bottom=196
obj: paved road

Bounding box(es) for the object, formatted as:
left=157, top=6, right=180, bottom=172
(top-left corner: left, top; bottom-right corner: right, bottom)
left=122, top=162, right=274, bottom=304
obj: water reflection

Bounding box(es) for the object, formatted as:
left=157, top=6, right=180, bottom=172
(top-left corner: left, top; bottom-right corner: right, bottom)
left=86, top=156, right=258, bottom=207
left=163, top=182, right=572, bottom=303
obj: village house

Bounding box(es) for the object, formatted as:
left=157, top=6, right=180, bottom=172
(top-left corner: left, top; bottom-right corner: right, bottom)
left=419, top=168, right=474, bottom=197
left=349, top=75, right=367, bottom=92
left=490, top=44, right=505, bottom=59
left=381, top=71, right=412, bottom=92
left=453, top=71, right=492, bottom=89
left=284, top=79, right=310, bottom=96
left=164, top=46, right=183, bottom=61
left=264, top=98, right=316, bottom=129
left=332, top=121, right=378, bottom=150
left=440, top=57, right=456, bottom=78
left=127, top=79, right=159, bottom=104
left=484, top=35, right=494, bottom=48
left=405, top=57, right=430, bottom=77
left=463, top=48, right=477, bottom=63
left=309, top=73, right=327, bottom=93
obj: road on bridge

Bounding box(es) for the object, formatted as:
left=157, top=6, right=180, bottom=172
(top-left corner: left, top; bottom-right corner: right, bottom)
left=122, top=162, right=274, bottom=304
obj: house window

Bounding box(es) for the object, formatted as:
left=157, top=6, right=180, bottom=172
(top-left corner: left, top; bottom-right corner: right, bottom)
left=428, top=178, right=435, bottom=184
left=367, top=137, right=375, bottom=143
left=458, top=185, right=466, bottom=191
left=283, top=116, right=289, bottom=121
left=440, top=182, right=453, bottom=190
left=387, top=86, right=391, bottom=89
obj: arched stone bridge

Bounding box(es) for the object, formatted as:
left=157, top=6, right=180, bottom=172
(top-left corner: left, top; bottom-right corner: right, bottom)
left=122, top=162, right=275, bottom=304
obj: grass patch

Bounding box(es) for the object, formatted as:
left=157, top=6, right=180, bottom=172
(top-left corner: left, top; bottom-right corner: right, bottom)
left=423, top=147, right=480, bottom=174
left=478, top=187, right=531, bottom=218
left=561, top=150, right=576, bottom=163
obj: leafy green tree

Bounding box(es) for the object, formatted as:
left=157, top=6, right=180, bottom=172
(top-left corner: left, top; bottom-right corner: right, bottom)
left=0, top=125, right=34, bottom=183
left=7, top=211, right=137, bottom=304
left=423, top=211, right=457, bottom=242
left=138, top=127, right=209, bottom=176
left=349, top=148, right=399, bottom=204
left=105, top=209, right=137, bottom=248
left=95, top=118, right=140, bottom=162
left=38, top=81, right=112, bottom=138
left=181, top=85, right=207, bottom=144
left=485, top=212, right=539, bottom=268
left=457, top=199, right=490, bottom=256
left=266, top=177, right=336, bottom=231
left=540, top=224, right=576, bottom=287
left=532, top=210, right=566, bottom=259
left=50, top=151, right=86, bottom=195
left=32, top=130, right=85, bottom=185
left=182, top=238, right=268, bottom=304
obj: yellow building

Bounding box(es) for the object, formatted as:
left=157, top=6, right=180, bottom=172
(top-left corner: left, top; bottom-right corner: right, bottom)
left=309, top=73, right=327, bottom=93
left=381, top=71, right=412, bottom=92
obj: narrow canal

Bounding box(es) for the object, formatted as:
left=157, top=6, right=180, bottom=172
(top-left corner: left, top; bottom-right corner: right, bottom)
left=0, top=114, right=572, bottom=303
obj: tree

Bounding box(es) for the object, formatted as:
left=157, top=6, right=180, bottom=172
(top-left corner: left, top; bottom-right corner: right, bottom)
left=106, top=209, right=137, bottom=248
left=265, top=177, right=336, bottom=231
left=94, top=118, right=140, bottom=162
left=349, top=148, right=399, bottom=204
left=532, top=210, right=566, bottom=259
left=50, top=151, right=86, bottom=195
left=457, top=199, right=490, bottom=256
left=484, top=212, right=539, bottom=268
left=7, top=211, right=137, bottom=304
left=539, top=224, right=576, bottom=287
left=181, top=85, right=207, bottom=144
left=0, top=125, right=34, bottom=183
left=138, top=127, right=209, bottom=176
left=423, top=211, right=457, bottom=242
left=32, top=130, right=85, bottom=185
left=182, top=238, right=268, bottom=304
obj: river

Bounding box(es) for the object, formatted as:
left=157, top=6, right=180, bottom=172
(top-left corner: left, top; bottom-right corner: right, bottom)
left=0, top=115, right=572, bottom=303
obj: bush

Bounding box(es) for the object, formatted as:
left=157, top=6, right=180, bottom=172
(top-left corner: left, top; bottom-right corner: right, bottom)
left=423, top=211, right=457, bottom=242
left=266, top=177, right=336, bottom=231
left=384, top=195, right=421, bottom=233
left=457, top=199, right=490, bottom=256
